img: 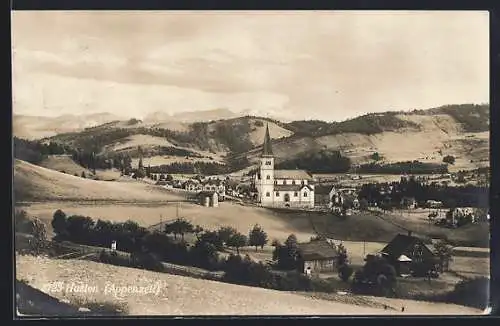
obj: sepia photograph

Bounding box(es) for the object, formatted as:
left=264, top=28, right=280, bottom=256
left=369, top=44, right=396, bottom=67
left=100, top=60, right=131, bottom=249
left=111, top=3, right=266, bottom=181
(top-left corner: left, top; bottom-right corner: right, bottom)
left=12, top=10, right=491, bottom=317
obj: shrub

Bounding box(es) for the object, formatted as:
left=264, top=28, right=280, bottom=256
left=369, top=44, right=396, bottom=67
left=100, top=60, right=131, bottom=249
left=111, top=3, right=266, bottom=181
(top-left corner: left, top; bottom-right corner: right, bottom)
left=443, top=155, right=456, bottom=165
left=339, top=264, right=354, bottom=282
left=130, top=251, right=165, bottom=272
left=446, top=277, right=490, bottom=309
left=51, top=209, right=68, bottom=239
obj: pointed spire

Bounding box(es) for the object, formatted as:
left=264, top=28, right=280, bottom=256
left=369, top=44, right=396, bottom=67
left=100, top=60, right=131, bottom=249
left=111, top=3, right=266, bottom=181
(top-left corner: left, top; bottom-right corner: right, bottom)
left=262, top=123, right=273, bottom=157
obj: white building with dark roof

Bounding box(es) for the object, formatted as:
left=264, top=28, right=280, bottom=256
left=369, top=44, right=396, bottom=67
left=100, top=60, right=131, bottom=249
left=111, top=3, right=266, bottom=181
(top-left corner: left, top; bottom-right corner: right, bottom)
left=253, top=124, right=315, bottom=208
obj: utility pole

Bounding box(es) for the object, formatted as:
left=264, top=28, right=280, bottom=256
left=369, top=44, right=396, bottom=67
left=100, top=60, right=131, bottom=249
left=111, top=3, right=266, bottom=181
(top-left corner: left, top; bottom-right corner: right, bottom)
left=363, top=240, right=366, bottom=258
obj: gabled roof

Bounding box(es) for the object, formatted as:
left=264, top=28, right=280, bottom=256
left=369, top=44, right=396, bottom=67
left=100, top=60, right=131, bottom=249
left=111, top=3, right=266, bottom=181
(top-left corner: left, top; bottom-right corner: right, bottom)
left=274, top=169, right=313, bottom=180
left=262, top=123, right=274, bottom=157
left=380, top=234, right=433, bottom=259
left=315, top=184, right=334, bottom=195
left=297, top=239, right=338, bottom=261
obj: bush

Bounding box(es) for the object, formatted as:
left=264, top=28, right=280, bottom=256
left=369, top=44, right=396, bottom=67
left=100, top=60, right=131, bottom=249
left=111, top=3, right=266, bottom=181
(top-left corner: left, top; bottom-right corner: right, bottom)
left=339, top=264, right=354, bottom=282
left=443, top=155, right=456, bottom=165
left=130, top=251, right=165, bottom=272
left=446, top=277, right=490, bottom=309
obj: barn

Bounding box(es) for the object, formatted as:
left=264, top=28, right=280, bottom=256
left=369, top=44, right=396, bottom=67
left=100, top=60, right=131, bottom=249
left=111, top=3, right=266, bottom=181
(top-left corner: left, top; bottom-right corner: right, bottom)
left=379, top=232, right=436, bottom=276
left=297, top=239, right=338, bottom=275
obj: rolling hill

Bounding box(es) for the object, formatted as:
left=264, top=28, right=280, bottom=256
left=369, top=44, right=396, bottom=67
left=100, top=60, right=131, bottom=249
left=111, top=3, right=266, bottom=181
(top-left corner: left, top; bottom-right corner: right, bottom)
left=13, top=159, right=184, bottom=202
left=13, top=104, right=489, bottom=173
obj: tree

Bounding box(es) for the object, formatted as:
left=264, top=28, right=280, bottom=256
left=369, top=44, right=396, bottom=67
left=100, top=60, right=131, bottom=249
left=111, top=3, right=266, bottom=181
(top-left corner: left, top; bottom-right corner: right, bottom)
left=51, top=209, right=68, bottom=238
left=164, top=218, right=194, bottom=241
left=65, top=215, right=95, bottom=242
left=29, top=218, right=48, bottom=255
left=249, top=224, right=268, bottom=251
left=359, top=198, right=369, bottom=211
left=226, top=232, right=247, bottom=255
left=338, top=264, right=354, bottom=282
left=336, top=243, right=349, bottom=266
left=199, top=230, right=224, bottom=251
left=81, top=171, right=87, bottom=178
left=443, top=155, right=456, bottom=165
left=433, top=240, right=453, bottom=272
left=371, top=152, right=381, bottom=161
left=218, top=226, right=238, bottom=245
left=193, top=225, right=204, bottom=240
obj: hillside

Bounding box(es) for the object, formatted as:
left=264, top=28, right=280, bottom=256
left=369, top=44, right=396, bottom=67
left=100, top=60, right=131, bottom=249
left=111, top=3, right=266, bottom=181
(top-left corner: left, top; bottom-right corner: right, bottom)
left=14, top=104, right=489, bottom=173
left=13, top=113, right=124, bottom=140
left=16, top=255, right=481, bottom=315
left=13, top=159, right=184, bottom=202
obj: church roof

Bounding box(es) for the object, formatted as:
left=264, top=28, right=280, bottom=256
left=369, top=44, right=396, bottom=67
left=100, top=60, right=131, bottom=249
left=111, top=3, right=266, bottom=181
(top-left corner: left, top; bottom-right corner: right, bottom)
left=274, top=184, right=314, bottom=192
left=274, top=169, right=313, bottom=180
left=262, top=123, right=274, bottom=157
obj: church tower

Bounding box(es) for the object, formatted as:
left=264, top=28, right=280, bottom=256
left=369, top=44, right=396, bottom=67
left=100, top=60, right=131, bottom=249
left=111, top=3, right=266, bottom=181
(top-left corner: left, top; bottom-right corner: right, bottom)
left=255, top=123, right=275, bottom=205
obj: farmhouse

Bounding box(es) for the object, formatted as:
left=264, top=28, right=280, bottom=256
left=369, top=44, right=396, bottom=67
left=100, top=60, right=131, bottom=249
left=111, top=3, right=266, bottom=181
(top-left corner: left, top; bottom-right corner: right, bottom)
left=379, top=232, right=436, bottom=276
left=253, top=124, right=315, bottom=208
left=297, top=239, right=338, bottom=275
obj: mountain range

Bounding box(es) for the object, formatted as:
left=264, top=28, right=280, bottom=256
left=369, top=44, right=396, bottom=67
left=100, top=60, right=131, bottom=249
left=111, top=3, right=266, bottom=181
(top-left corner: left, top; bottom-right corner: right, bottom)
left=13, top=104, right=489, bottom=173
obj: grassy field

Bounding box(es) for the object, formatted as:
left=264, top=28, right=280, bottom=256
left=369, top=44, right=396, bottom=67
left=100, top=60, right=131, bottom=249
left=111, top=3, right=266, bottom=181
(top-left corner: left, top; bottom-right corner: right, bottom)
left=16, top=255, right=482, bottom=315
left=18, top=201, right=316, bottom=242
left=14, top=160, right=185, bottom=202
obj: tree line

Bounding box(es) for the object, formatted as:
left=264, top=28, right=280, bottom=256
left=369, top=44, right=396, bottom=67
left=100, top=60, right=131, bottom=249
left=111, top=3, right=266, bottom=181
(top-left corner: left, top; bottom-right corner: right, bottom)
left=357, top=161, right=448, bottom=175
left=358, top=177, right=489, bottom=209
left=276, top=149, right=352, bottom=173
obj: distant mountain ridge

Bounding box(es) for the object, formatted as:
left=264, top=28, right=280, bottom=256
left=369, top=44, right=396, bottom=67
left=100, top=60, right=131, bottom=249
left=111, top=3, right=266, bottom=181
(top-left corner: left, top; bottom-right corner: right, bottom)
left=13, top=104, right=489, bottom=173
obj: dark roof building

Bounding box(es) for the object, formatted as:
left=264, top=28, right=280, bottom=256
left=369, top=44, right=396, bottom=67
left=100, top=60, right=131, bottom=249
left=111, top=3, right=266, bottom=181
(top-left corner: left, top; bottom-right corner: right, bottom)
left=297, top=239, right=338, bottom=261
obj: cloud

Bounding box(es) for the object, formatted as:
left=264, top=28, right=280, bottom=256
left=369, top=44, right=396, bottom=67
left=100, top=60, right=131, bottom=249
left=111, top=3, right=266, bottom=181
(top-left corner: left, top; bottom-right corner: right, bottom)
left=11, top=11, right=489, bottom=121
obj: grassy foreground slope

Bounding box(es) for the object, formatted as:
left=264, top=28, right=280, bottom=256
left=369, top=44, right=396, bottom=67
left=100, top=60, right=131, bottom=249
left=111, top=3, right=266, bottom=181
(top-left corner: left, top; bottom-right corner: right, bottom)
left=16, top=255, right=481, bottom=315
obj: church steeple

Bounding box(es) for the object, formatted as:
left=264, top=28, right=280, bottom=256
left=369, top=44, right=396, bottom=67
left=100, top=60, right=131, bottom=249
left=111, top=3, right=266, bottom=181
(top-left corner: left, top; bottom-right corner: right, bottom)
left=262, top=123, right=273, bottom=157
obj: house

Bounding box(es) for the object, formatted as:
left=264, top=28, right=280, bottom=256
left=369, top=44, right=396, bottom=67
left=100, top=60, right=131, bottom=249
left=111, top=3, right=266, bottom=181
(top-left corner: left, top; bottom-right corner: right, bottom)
left=447, top=207, right=476, bottom=226
left=200, top=179, right=226, bottom=200
left=183, top=179, right=200, bottom=192
left=426, top=200, right=444, bottom=209
left=400, top=197, right=417, bottom=209
left=314, top=184, right=334, bottom=207
left=297, top=239, right=338, bottom=275
left=379, top=232, right=436, bottom=276
left=197, top=191, right=219, bottom=207
left=253, top=124, right=315, bottom=208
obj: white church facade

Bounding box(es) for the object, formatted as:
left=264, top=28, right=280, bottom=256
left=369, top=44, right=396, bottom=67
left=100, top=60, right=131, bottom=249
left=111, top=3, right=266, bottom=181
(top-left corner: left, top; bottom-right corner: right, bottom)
left=253, top=124, right=315, bottom=208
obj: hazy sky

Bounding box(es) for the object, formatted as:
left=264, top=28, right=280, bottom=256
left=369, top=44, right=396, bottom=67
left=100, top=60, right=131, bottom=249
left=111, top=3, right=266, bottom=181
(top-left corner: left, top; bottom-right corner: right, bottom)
left=11, top=11, right=489, bottom=122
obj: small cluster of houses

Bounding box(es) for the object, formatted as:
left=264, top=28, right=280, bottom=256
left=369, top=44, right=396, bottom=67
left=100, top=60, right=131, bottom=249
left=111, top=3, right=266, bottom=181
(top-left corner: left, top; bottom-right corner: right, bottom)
left=297, top=231, right=440, bottom=279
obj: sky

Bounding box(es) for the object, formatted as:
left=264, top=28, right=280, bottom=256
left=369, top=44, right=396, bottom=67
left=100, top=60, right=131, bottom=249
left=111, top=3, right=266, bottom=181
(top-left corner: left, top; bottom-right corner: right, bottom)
left=11, top=11, right=489, bottom=122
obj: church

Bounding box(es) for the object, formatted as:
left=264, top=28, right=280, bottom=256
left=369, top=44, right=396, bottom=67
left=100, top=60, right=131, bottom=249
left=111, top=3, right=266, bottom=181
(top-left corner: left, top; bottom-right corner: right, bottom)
left=253, top=124, right=315, bottom=208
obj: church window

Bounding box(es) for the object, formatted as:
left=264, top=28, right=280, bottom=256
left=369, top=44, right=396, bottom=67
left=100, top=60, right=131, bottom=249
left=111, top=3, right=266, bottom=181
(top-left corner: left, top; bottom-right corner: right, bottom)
left=266, top=192, right=270, bottom=197
left=303, top=192, right=308, bottom=197
left=266, top=175, right=271, bottom=180
left=292, top=180, right=296, bottom=185
left=301, top=180, right=305, bottom=185
left=257, top=173, right=261, bottom=180
left=294, top=192, right=298, bottom=197
left=274, top=180, right=277, bottom=185
left=276, top=192, right=280, bottom=197
left=283, top=180, right=287, bottom=185
left=265, top=161, right=272, bottom=165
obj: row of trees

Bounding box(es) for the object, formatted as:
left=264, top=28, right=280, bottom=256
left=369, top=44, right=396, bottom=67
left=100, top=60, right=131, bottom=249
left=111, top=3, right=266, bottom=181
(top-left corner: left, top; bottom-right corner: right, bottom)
left=276, top=149, right=352, bottom=174
left=357, top=161, right=448, bottom=175
left=358, top=177, right=489, bottom=209
left=14, top=137, right=73, bottom=164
